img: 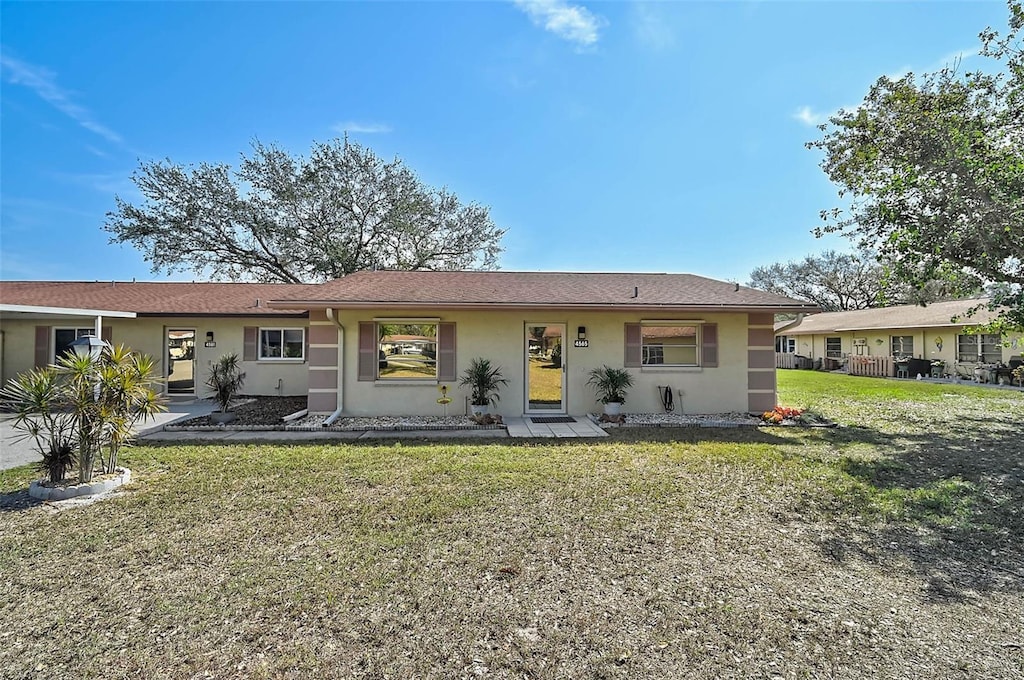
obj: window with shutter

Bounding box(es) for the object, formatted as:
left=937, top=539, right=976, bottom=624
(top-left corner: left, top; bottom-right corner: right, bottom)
left=630, top=322, right=714, bottom=367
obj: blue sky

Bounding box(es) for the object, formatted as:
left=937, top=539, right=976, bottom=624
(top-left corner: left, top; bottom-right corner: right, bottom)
left=0, top=1, right=1011, bottom=284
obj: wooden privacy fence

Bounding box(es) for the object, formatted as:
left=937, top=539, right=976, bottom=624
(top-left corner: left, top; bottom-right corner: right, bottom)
left=776, top=353, right=796, bottom=369
left=848, top=355, right=894, bottom=377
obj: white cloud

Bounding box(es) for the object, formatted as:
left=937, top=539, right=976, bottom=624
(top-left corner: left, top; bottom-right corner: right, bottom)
left=935, top=46, right=978, bottom=70
left=631, top=3, right=675, bottom=51
left=0, top=52, right=124, bottom=145
left=513, top=0, right=605, bottom=48
left=331, top=121, right=393, bottom=134
left=793, top=106, right=827, bottom=127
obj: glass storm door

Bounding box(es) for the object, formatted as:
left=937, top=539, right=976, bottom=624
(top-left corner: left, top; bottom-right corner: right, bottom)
left=167, top=329, right=196, bottom=394
left=525, top=323, right=566, bottom=413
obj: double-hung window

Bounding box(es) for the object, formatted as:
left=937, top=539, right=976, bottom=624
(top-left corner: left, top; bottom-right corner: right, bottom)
left=259, top=328, right=305, bottom=360
left=825, top=337, right=842, bottom=359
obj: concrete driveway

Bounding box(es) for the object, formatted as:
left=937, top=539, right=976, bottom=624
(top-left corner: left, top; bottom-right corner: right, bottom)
left=0, top=398, right=214, bottom=472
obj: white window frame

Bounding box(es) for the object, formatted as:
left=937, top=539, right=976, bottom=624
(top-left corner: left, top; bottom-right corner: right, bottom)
left=640, top=321, right=701, bottom=367
left=890, top=335, right=914, bottom=359
left=53, top=327, right=95, bottom=361
left=825, top=337, right=842, bottom=359
left=258, top=327, right=305, bottom=361
left=957, top=333, right=1001, bottom=363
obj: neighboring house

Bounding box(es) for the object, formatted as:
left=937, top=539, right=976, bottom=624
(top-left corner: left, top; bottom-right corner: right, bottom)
left=775, top=298, right=1023, bottom=377
left=1, top=271, right=816, bottom=415
left=0, top=281, right=320, bottom=397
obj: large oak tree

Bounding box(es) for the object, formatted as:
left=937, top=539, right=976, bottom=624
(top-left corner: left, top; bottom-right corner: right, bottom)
left=808, top=1, right=1024, bottom=330
left=748, top=248, right=954, bottom=312
left=105, top=138, right=506, bottom=283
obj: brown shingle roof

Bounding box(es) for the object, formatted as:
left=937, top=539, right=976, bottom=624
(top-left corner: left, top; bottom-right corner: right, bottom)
left=0, top=281, right=318, bottom=316
left=780, top=298, right=997, bottom=335
left=270, top=270, right=817, bottom=312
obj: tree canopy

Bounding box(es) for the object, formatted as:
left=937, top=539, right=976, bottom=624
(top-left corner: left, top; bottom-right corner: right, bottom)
left=105, top=139, right=506, bottom=283
left=808, top=0, right=1024, bottom=330
left=747, top=248, right=954, bottom=312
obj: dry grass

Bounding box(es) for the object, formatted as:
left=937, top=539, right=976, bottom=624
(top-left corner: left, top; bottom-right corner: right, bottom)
left=528, top=357, right=562, bottom=404
left=1, top=372, right=1022, bottom=678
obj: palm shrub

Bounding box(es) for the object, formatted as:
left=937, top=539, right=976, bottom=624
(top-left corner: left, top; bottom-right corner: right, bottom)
left=207, top=353, right=246, bottom=413
left=587, top=365, right=634, bottom=404
left=1, top=366, right=77, bottom=482
left=56, top=345, right=165, bottom=481
left=93, top=345, right=165, bottom=474
left=2, top=344, right=165, bottom=483
left=459, top=357, right=509, bottom=407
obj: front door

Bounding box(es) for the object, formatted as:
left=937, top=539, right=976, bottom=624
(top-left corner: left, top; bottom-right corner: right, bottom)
left=167, top=329, right=196, bottom=395
left=525, top=323, right=565, bottom=413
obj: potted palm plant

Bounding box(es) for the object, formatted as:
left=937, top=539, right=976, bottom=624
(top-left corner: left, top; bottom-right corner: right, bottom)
left=459, top=357, right=509, bottom=416
left=587, top=365, right=634, bottom=416
left=206, top=353, right=246, bottom=424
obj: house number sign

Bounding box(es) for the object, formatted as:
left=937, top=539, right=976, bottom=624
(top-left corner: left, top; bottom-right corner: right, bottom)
left=573, top=339, right=589, bottom=348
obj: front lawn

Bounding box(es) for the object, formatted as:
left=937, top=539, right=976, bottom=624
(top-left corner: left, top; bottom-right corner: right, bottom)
left=1, top=372, right=1021, bottom=678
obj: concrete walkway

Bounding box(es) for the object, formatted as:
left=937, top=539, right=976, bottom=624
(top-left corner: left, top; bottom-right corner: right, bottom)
left=0, top=397, right=215, bottom=472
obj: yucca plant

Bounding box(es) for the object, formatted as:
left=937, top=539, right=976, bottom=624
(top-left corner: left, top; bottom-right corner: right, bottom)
left=207, top=353, right=246, bottom=415
left=55, top=345, right=165, bottom=481
left=93, top=345, right=166, bottom=474
left=1, top=344, right=164, bottom=482
left=1, top=366, right=77, bottom=482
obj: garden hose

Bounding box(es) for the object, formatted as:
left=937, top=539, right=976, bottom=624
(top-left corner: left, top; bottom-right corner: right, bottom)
left=658, top=385, right=675, bottom=412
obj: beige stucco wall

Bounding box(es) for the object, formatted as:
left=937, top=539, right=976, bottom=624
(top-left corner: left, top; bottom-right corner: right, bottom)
left=0, top=314, right=309, bottom=397
left=321, top=308, right=756, bottom=416
left=783, top=327, right=1023, bottom=368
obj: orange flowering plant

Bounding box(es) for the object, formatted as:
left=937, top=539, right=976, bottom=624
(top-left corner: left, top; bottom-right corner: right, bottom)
left=760, top=406, right=804, bottom=424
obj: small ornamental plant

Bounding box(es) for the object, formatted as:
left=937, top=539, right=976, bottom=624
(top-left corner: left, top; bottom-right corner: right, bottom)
left=761, top=406, right=804, bottom=424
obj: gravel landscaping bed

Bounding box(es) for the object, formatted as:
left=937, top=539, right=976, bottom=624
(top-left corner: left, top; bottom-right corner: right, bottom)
left=596, top=411, right=760, bottom=428
left=173, top=396, right=307, bottom=428
left=172, top=396, right=760, bottom=431
left=286, top=414, right=503, bottom=431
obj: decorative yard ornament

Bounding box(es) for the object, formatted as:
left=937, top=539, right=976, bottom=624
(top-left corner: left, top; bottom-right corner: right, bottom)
left=436, top=384, right=452, bottom=415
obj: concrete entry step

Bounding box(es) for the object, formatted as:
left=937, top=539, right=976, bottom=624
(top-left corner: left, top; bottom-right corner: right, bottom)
left=506, top=416, right=608, bottom=438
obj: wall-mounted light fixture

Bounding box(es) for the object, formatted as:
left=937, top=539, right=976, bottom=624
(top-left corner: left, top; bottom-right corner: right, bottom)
left=577, top=326, right=587, bottom=340
left=934, top=336, right=943, bottom=351
left=875, top=338, right=884, bottom=345
left=206, top=331, right=215, bottom=343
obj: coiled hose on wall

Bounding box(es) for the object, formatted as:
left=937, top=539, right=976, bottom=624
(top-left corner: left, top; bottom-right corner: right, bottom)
left=658, top=385, right=675, bottom=412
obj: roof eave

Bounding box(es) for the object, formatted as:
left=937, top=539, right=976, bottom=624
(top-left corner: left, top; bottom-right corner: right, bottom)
left=0, top=304, right=138, bottom=318
left=268, top=300, right=818, bottom=313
